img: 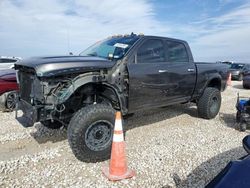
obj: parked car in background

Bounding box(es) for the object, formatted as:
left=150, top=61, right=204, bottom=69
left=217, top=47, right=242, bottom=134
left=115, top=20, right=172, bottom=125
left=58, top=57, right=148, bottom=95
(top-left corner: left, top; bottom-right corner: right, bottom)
left=217, top=61, right=232, bottom=69
left=243, top=73, right=250, bottom=89
left=0, top=69, right=18, bottom=111
left=229, top=63, right=250, bottom=81
left=0, top=56, right=21, bottom=70
left=206, top=135, right=250, bottom=188
left=243, top=64, right=250, bottom=73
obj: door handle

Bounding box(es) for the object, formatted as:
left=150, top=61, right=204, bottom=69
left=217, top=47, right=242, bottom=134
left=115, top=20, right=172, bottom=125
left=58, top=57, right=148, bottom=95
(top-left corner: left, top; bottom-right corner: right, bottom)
left=158, top=70, right=168, bottom=73
left=187, top=68, right=195, bottom=72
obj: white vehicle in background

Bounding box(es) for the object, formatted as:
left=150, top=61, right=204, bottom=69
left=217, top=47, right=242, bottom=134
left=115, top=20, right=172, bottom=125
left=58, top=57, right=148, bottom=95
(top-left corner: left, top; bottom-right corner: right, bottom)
left=0, top=56, right=21, bottom=70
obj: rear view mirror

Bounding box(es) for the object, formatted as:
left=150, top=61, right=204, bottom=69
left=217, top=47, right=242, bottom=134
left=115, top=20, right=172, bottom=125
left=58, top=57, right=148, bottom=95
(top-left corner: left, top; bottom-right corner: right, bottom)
left=243, top=135, right=250, bottom=154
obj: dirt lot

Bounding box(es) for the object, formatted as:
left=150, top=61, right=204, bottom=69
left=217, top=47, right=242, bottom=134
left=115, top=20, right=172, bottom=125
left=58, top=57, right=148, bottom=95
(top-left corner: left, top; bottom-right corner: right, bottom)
left=0, top=81, right=249, bottom=188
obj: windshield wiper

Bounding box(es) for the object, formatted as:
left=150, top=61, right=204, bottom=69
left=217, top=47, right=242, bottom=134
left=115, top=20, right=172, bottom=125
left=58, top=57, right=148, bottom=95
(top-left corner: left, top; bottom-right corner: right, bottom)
left=86, top=52, right=98, bottom=57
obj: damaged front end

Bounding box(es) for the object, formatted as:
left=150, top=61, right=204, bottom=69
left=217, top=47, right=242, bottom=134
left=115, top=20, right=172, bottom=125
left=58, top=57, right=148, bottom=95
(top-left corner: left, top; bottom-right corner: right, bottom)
left=15, top=66, right=118, bottom=128
left=14, top=55, right=127, bottom=128
left=15, top=66, right=72, bottom=127
left=15, top=66, right=102, bottom=127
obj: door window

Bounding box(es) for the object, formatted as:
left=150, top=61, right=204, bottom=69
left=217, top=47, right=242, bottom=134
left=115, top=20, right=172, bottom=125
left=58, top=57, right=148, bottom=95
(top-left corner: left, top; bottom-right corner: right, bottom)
left=166, top=41, right=189, bottom=62
left=137, top=39, right=165, bottom=63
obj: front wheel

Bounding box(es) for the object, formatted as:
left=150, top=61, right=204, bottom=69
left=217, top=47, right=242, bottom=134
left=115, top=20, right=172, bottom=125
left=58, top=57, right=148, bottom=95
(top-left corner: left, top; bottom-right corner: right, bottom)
left=197, top=87, right=221, bottom=119
left=67, top=104, right=115, bottom=162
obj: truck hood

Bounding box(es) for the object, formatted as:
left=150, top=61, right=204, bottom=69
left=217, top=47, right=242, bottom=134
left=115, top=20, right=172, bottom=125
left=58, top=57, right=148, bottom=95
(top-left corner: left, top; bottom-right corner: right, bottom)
left=15, top=56, right=115, bottom=77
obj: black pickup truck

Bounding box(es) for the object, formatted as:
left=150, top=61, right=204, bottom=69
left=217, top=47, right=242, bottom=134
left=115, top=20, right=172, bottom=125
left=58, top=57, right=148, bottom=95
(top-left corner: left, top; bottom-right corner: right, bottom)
left=15, top=34, right=228, bottom=161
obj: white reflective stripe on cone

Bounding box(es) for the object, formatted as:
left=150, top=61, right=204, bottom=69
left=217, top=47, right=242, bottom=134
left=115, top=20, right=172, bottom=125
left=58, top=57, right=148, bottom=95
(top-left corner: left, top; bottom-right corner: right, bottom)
left=113, top=133, right=124, bottom=142
left=115, top=119, right=123, bottom=131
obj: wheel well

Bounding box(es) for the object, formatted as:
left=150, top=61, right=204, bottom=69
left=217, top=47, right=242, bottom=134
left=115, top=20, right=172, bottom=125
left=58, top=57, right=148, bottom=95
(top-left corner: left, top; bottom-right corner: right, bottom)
left=63, top=83, right=121, bottom=115
left=207, top=78, right=221, bottom=90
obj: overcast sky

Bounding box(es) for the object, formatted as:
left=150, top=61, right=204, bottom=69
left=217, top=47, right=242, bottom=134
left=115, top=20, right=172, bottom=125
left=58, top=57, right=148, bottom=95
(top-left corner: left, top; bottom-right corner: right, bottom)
left=0, top=0, right=250, bottom=62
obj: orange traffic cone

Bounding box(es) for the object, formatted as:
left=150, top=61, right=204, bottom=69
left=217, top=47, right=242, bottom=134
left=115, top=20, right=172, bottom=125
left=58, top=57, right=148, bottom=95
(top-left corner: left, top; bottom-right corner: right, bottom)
left=227, top=72, right=232, bottom=86
left=102, top=111, right=135, bottom=181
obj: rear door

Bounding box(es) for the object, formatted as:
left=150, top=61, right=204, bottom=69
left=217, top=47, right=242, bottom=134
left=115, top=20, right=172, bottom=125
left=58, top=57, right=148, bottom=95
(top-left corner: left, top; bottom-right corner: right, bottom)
left=162, top=40, right=196, bottom=100
left=127, top=38, right=196, bottom=112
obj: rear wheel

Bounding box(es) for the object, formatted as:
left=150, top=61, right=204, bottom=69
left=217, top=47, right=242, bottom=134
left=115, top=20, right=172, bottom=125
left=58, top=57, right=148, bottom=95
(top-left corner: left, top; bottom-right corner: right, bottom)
left=197, top=87, right=221, bottom=119
left=68, top=104, right=115, bottom=162
left=41, top=120, right=63, bottom=129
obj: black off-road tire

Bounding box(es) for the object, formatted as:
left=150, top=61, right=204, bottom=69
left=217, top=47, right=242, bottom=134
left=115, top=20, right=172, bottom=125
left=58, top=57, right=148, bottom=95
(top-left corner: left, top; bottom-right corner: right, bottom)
left=197, top=87, right=221, bottom=119
left=41, top=120, right=63, bottom=129
left=68, top=104, right=115, bottom=162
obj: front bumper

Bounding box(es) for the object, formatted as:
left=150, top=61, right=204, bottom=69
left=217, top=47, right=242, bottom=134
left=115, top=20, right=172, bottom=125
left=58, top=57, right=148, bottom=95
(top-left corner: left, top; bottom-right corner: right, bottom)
left=16, top=98, right=58, bottom=127
left=15, top=100, right=38, bottom=127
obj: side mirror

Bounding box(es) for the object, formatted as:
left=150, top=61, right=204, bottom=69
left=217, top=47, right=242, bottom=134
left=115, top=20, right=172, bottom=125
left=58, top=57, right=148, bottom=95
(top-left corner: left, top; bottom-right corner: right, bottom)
left=243, top=135, right=250, bottom=154
left=108, top=53, right=114, bottom=60
left=69, top=52, right=73, bottom=55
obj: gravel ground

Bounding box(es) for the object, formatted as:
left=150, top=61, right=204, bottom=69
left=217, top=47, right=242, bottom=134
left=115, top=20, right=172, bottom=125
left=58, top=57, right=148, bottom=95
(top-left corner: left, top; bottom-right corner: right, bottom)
left=0, top=81, right=249, bottom=188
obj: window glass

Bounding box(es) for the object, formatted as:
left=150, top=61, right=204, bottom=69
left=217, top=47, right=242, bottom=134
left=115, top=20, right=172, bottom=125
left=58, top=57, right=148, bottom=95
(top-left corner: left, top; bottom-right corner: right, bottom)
left=166, top=41, right=188, bottom=62
left=137, top=39, right=165, bottom=63
left=80, top=35, right=140, bottom=60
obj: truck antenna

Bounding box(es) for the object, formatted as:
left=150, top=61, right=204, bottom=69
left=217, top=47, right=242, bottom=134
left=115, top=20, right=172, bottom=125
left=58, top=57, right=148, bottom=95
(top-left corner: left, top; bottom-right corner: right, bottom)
left=66, top=26, right=72, bottom=55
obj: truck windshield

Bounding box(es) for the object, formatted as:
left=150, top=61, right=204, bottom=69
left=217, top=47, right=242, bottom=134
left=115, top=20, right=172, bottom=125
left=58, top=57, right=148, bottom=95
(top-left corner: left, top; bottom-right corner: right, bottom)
left=231, top=64, right=245, bottom=69
left=79, top=35, right=140, bottom=60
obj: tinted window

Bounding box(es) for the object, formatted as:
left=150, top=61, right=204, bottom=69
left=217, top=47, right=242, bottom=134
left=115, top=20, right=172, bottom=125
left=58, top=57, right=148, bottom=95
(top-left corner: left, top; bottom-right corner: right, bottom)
left=137, top=39, right=165, bottom=63
left=166, top=41, right=188, bottom=62
left=0, top=59, right=17, bottom=63
left=230, top=64, right=244, bottom=69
